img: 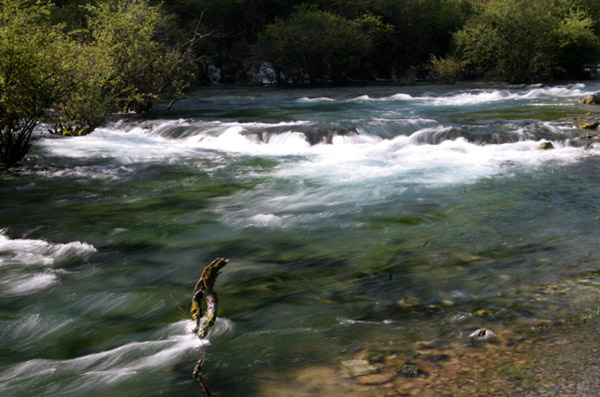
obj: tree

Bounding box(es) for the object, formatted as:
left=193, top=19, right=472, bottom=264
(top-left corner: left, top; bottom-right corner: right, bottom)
left=49, top=42, right=114, bottom=136
left=454, top=0, right=600, bottom=83
left=256, top=6, right=391, bottom=84
left=51, top=0, right=203, bottom=135
left=85, top=0, right=196, bottom=113
left=1, top=0, right=203, bottom=164
left=0, top=0, right=74, bottom=165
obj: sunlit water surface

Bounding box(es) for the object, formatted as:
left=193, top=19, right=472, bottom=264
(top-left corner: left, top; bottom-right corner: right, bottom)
left=1, top=82, right=600, bottom=395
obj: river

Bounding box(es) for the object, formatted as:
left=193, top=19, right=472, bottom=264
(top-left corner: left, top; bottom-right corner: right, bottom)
left=1, top=82, right=600, bottom=396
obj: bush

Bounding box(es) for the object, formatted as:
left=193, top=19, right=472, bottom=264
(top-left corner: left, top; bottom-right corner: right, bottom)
left=0, top=0, right=74, bottom=165
left=454, top=0, right=600, bottom=83
left=1, top=0, right=201, bottom=164
left=86, top=0, right=195, bottom=113
left=256, top=6, right=391, bottom=84
left=428, top=55, right=465, bottom=83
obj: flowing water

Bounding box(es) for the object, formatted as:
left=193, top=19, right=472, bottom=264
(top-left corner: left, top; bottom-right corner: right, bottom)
left=1, top=82, right=600, bottom=396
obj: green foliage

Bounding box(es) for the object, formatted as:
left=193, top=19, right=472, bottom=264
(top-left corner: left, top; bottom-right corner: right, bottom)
left=50, top=0, right=95, bottom=32
left=86, top=0, right=193, bottom=113
left=428, top=55, right=466, bottom=83
left=1, top=0, right=201, bottom=164
left=49, top=42, right=113, bottom=136
left=454, top=0, right=600, bottom=83
left=556, top=8, right=600, bottom=78
left=3, top=0, right=600, bottom=165
left=257, top=6, right=392, bottom=84
left=376, top=0, right=473, bottom=74
left=0, top=0, right=74, bottom=165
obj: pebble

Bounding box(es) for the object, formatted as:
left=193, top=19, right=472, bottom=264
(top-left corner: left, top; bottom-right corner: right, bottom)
left=340, top=359, right=378, bottom=376
left=468, top=328, right=498, bottom=342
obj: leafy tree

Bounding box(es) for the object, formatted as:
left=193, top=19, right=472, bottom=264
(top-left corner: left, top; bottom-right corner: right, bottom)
left=49, top=42, right=113, bottom=136
left=1, top=0, right=203, bottom=164
left=257, top=6, right=391, bottom=84
left=454, top=0, right=600, bottom=83
left=85, top=0, right=196, bottom=113
left=0, top=0, right=74, bottom=165
left=323, top=0, right=474, bottom=80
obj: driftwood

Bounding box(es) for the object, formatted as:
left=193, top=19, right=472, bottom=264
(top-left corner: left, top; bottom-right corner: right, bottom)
left=191, top=257, right=229, bottom=338
left=191, top=257, right=229, bottom=393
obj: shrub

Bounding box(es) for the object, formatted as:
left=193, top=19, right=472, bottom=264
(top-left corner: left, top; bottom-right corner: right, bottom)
left=428, top=55, right=466, bottom=83
left=0, top=0, right=74, bottom=165
left=256, top=6, right=391, bottom=84
left=454, top=0, right=600, bottom=83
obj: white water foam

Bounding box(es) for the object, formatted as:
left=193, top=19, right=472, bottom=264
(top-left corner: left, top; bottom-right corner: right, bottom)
left=280, top=132, right=591, bottom=186
left=0, top=313, right=74, bottom=344
left=0, top=272, right=58, bottom=297
left=349, top=83, right=591, bottom=106
left=0, top=318, right=232, bottom=395
left=37, top=120, right=316, bottom=161
left=214, top=125, right=596, bottom=229
left=0, top=232, right=96, bottom=297
left=297, top=96, right=336, bottom=103
left=0, top=232, right=96, bottom=266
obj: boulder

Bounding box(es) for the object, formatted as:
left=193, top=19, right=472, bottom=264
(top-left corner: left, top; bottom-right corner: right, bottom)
left=582, top=92, right=600, bottom=104
left=537, top=141, right=554, bottom=150
left=578, top=121, right=600, bottom=130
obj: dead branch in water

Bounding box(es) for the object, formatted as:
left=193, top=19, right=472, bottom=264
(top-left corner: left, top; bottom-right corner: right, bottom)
left=191, top=257, right=229, bottom=393
left=191, top=257, right=229, bottom=338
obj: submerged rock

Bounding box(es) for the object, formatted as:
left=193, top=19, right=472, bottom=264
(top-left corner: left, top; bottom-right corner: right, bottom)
left=340, top=359, right=378, bottom=377
left=302, top=127, right=358, bottom=145
left=255, top=126, right=358, bottom=145
left=399, top=363, right=427, bottom=378
left=468, top=328, right=498, bottom=343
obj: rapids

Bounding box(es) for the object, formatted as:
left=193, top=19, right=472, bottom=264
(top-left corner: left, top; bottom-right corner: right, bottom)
left=1, top=82, right=600, bottom=395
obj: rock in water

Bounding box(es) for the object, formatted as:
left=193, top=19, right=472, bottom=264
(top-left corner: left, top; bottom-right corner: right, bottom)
left=340, top=359, right=378, bottom=377
left=537, top=141, right=554, bottom=150
left=582, top=92, right=600, bottom=104
left=468, top=328, right=498, bottom=342
left=578, top=121, right=600, bottom=130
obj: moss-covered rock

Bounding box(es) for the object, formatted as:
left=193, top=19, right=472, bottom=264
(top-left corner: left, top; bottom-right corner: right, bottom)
left=578, top=121, right=600, bottom=130
left=582, top=92, right=600, bottom=104
left=576, top=131, right=598, bottom=139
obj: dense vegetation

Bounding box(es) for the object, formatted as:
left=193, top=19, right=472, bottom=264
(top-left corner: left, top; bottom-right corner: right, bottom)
left=172, top=0, right=600, bottom=84
left=1, top=0, right=600, bottom=165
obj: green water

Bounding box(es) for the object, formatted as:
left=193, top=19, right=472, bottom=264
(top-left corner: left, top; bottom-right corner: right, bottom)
left=1, top=82, right=600, bottom=396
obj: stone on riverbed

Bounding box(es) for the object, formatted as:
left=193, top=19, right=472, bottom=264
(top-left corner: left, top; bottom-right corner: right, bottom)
left=340, top=359, right=378, bottom=377
left=468, top=328, right=498, bottom=343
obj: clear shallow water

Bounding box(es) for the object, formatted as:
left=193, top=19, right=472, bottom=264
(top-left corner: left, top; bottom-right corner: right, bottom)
left=1, top=82, right=600, bottom=395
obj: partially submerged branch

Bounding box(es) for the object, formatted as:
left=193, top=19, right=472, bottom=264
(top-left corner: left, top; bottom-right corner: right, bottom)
left=191, top=257, right=229, bottom=338
left=190, top=257, right=228, bottom=394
